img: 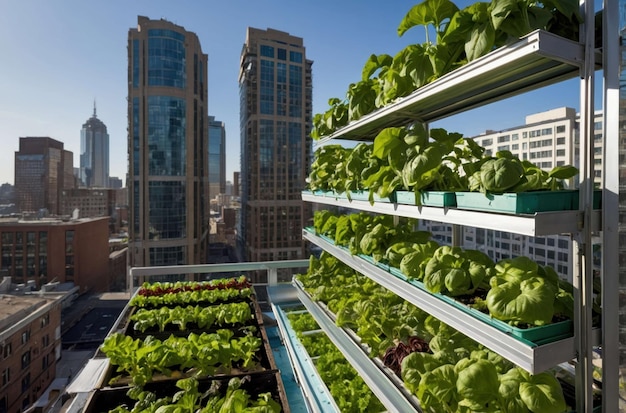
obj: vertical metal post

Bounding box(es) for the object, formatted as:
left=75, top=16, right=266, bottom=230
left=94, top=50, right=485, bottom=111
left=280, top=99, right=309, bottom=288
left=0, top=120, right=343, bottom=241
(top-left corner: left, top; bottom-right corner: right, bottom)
left=268, top=267, right=278, bottom=286
left=603, top=0, right=621, bottom=411
left=576, top=0, right=596, bottom=411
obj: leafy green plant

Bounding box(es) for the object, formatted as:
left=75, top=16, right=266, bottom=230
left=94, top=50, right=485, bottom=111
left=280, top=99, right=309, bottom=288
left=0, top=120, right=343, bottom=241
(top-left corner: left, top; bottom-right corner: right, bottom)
left=485, top=256, right=571, bottom=327
left=423, top=246, right=495, bottom=296
left=101, top=329, right=262, bottom=386
left=130, top=302, right=253, bottom=333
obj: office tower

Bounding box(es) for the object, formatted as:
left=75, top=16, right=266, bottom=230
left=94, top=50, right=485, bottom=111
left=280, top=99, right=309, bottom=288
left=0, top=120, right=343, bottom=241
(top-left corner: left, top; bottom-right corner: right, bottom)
left=208, top=116, right=226, bottom=201
left=80, top=103, right=110, bottom=187
left=238, top=28, right=313, bottom=269
left=15, top=137, right=75, bottom=215
left=127, top=16, right=209, bottom=267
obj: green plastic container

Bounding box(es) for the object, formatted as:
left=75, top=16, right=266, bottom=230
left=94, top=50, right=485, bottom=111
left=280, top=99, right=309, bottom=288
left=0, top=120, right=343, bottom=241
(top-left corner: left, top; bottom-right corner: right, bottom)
left=435, top=293, right=573, bottom=343
left=346, top=190, right=396, bottom=203
left=395, top=191, right=457, bottom=207
left=455, top=190, right=579, bottom=214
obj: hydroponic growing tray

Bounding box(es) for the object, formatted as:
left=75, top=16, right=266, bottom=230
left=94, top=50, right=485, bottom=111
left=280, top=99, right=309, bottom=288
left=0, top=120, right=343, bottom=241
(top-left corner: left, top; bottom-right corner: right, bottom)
left=455, top=190, right=579, bottom=214
left=395, top=190, right=456, bottom=207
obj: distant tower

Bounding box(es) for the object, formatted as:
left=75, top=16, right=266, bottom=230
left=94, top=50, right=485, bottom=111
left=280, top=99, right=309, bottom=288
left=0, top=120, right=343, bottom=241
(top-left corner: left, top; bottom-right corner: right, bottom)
left=208, top=116, right=226, bottom=201
left=80, top=102, right=110, bottom=187
left=15, top=137, right=75, bottom=215
left=238, top=27, right=313, bottom=268
left=128, top=16, right=209, bottom=267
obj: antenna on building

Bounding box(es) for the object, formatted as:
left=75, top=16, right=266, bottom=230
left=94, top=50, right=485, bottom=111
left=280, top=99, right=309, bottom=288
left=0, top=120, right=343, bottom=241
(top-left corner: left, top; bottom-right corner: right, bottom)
left=93, top=99, right=97, bottom=117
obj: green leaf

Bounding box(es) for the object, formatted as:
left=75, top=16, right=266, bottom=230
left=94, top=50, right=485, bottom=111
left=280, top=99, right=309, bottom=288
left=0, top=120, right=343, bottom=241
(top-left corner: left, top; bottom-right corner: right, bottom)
left=519, top=372, right=567, bottom=413
left=465, top=21, right=496, bottom=61
left=398, top=0, right=460, bottom=38
left=456, top=359, right=499, bottom=408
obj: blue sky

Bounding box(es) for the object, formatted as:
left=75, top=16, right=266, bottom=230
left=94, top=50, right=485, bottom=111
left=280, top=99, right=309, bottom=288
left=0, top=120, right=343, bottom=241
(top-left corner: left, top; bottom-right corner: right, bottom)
left=0, top=0, right=593, bottom=185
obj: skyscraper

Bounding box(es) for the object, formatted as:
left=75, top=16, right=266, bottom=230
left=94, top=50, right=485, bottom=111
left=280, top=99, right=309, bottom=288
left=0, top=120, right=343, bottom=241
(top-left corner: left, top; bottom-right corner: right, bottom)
left=80, top=103, right=110, bottom=187
left=127, top=16, right=209, bottom=267
left=208, top=116, right=226, bottom=201
left=238, top=28, right=313, bottom=268
left=15, top=137, right=75, bottom=215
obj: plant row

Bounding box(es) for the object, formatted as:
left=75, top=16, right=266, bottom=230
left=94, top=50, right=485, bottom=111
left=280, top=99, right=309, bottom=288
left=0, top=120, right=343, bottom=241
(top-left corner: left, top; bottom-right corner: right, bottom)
left=308, top=126, right=578, bottom=205
left=101, top=329, right=263, bottom=387
left=312, top=210, right=592, bottom=329
left=129, top=301, right=254, bottom=333
left=312, top=0, right=581, bottom=139
left=130, top=278, right=254, bottom=308
left=295, top=252, right=570, bottom=413
left=286, top=311, right=386, bottom=413
left=108, top=376, right=282, bottom=413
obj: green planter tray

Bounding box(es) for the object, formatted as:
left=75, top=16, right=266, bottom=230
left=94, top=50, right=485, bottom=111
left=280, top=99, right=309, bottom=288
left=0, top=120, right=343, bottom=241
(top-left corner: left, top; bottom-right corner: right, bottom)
left=396, top=190, right=457, bottom=207
left=389, top=265, right=571, bottom=344
left=435, top=293, right=573, bottom=344
left=455, top=190, right=579, bottom=214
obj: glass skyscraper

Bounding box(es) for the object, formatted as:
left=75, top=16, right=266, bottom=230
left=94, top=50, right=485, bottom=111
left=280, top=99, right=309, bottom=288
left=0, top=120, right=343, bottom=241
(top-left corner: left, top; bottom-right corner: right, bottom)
left=208, top=115, right=226, bottom=201
left=79, top=103, right=109, bottom=187
left=238, top=27, right=313, bottom=275
left=127, top=16, right=209, bottom=267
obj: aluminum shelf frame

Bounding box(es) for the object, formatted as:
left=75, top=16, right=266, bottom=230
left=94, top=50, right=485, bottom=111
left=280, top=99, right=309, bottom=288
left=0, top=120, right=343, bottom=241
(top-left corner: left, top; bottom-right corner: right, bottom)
left=303, top=229, right=577, bottom=374
left=271, top=302, right=339, bottom=413
left=302, top=191, right=600, bottom=236
left=317, top=30, right=585, bottom=144
left=293, top=281, right=422, bottom=413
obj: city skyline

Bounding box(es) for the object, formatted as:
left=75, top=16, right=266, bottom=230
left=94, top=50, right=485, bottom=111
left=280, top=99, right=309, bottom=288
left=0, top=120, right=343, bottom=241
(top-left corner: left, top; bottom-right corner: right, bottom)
left=0, top=1, right=595, bottom=187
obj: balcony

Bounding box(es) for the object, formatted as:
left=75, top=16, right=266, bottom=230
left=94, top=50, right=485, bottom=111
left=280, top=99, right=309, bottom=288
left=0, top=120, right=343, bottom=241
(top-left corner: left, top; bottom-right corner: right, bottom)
left=61, top=260, right=330, bottom=413
left=59, top=259, right=585, bottom=413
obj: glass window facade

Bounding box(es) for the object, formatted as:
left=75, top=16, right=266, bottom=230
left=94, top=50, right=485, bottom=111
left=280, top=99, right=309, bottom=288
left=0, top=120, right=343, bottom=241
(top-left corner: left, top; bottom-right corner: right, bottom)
left=260, top=45, right=274, bottom=58
left=132, top=39, right=140, bottom=88
left=148, top=181, right=186, bottom=239
left=147, top=96, right=186, bottom=176
left=149, top=246, right=185, bottom=266
left=277, top=63, right=287, bottom=116
left=260, top=60, right=274, bottom=115
left=147, top=29, right=186, bottom=88
left=289, top=64, right=302, bottom=117
left=290, top=51, right=302, bottom=63
left=132, top=98, right=140, bottom=175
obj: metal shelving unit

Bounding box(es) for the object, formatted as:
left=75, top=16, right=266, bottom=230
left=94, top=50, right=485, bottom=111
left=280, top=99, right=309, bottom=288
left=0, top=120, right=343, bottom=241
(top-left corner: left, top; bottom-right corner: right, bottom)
left=303, top=17, right=605, bottom=411
left=291, top=282, right=422, bottom=413
left=317, top=30, right=586, bottom=144
left=303, top=229, right=581, bottom=374
left=302, top=191, right=600, bottom=237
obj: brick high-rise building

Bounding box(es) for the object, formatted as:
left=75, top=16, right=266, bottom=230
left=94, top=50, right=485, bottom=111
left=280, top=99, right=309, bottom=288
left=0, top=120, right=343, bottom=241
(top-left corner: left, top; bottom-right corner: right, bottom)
left=15, top=137, right=75, bottom=215
left=238, top=28, right=313, bottom=276
left=127, top=16, right=209, bottom=267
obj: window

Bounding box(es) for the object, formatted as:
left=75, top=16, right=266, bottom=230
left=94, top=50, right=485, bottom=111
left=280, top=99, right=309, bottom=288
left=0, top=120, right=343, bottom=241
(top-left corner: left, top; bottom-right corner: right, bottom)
left=260, top=45, right=274, bottom=57
left=556, top=149, right=566, bottom=157
left=289, top=51, right=303, bottom=63
left=21, top=374, right=30, bottom=393
left=1, top=343, right=10, bottom=358
left=277, top=48, right=286, bottom=60
left=511, top=133, right=519, bottom=140
left=556, top=125, right=566, bottom=133
left=497, top=135, right=510, bottom=143
left=21, top=350, right=30, bottom=369
left=21, top=330, right=30, bottom=344
left=42, top=335, right=49, bottom=348
left=41, top=314, right=49, bottom=328
left=482, top=138, right=493, bottom=146
left=1, top=368, right=8, bottom=386
left=557, top=137, right=566, bottom=145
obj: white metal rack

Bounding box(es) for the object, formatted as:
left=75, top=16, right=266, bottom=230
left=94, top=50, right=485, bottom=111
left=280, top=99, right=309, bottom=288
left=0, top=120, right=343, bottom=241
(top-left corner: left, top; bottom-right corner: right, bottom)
left=301, top=21, right=606, bottom=412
